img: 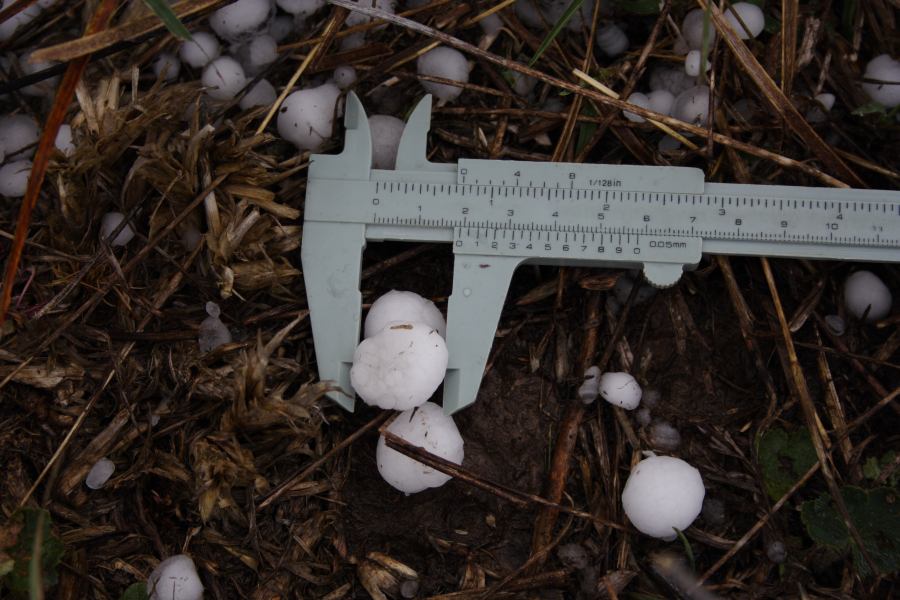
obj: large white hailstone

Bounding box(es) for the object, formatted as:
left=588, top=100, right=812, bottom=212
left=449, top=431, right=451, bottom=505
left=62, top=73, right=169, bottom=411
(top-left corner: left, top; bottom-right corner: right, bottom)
left=332, top=65, right=357, bottom=90
left=245, top=34, right=278, bottom=72
left=417, top=46, right=470, bottom=103
left=376, top=402, right=464, bottom=494
left=0, top=114, right=40, bottom=158
left=0, top=0, right=41, bottom=42
left=622, top=455, right=705, bottom=540
left=649, top=66, right=693, bottom=96
left=647, top=89, right=675, bottom=116
left=0, top=160, right=31, bottom=197
left=277, top=0, right=325, bottom=16
left=599, top=372, right=642, bottom=410
left=596, top=24, right=628, bottom=57
left=350, top=322, right=449, bottom=410
left=844, top=270, right=892, bottom=322
left=100, top=212, right=135, bottom=247
left=276, top=82, right=341, bottom=151
left=364, top=290, right=445, bottom=338
left=724, top=2, right=765, bottom=40
left=345, top=0, right=396, bottom=27
left=153, top=52, right=181, bottom=81
left=369, top=115, right=406, bottom=170
left=85, top=457, right=115, bottom=489
left=180, top=32, right=221, bottom=68
left=239, top=78, right=277, bottom=109
left=672, top=85, right=711, bottom=126
left=201, top=56, right=247, bottom=101
left=684, top=50, right=709, bottom=77
left=681, top=8, right=716, bottom=51
left=55, top=124, right=74, bottom=155
left=623, top=92, right=651, bottom=123
left=209, top=0, right=271, bottom=41
left=147, top=555, right=204, bottom=600
left=861, top=54, right=900, bottom=108
left=199, top=301, right=233, bottom=352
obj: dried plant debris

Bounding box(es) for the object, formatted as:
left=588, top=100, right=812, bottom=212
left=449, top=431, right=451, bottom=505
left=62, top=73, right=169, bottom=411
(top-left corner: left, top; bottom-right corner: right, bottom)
left=0, top=1, right=898, bottom=599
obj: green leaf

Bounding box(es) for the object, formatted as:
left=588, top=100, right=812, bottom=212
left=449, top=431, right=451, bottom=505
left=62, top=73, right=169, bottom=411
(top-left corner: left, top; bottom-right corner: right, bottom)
left=801, top=487, right=900, bottom=577
left=613, top=0, right=660, bottom=15
left=575, top=103, right=598, bottom=156
left=528, top=0, right=583, bottom=67
left=757, top=427, right=817, bottom=501
left=120, top=582, right=149, bottom=600
left=1, top=509, right=65, bottom=597
left=862, top=451, right=898, bottom=486
left=852, top=101, right=888, bottom=117
left=673, top=528, right=695, bottom=572
left=142, top=0, right=192, bottom=41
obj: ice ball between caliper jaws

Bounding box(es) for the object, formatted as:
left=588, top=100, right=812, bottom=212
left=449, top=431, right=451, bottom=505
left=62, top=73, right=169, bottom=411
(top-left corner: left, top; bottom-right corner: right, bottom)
left=599, top=372, right=642, bottom=409
left=376, top=401, right=464, bottom=494
left=417, top=46, right=470, bottom=103
left=276, top=83, right=341, bottom=151
left=369, top=115, right=406, bottom=170
left=844, top=270, right=892, bottom=322
left=351, top=322, right=449, bottom=411
left=364, top=290, right=446, bottom=339
left=147, top=554, right=204, bottom=600
left=622, top=455, right=705, bottom=540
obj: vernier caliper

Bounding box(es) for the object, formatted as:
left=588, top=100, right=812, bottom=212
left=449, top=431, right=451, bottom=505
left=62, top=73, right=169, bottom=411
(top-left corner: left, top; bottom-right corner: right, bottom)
left=301, top=92, right=900, bottom=414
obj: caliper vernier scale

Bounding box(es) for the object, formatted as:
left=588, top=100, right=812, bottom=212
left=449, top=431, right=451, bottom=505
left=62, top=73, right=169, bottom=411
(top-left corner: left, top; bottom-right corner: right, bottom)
left=302, top=92, right=900, bottom=415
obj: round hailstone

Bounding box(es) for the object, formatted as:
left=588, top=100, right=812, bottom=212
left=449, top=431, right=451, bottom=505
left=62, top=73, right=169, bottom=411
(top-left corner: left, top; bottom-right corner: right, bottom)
left=416, top=46, right=470, bottom=103
left=268, top=15, right=294, bottom=43
left=55, top=124, right=75, bottom=155
left=345, top=0, right=396, bottom=28
left=276, top=82, right=341, bottom=151
left=806, top=92, right=835, bottom=124
left=724, top=2, right=765, bottom=40
left=596, top=24, right=628, bottom=56
left=684, top=50, right=709, bottom=77
left=180, top=32, right=221, bottom=68
left=510, top=71, right=537, bottom=97
left=0, top=160, right=32, bottom=197
left=649, top=421, right=681, bottom=451
left=201, top=57, right=247, bottom=101
left=647, top=89, right=675, bottom=116
left=478, top=13, right=503, bottom=37
left=100, top=212, right=135, bottom=247
left=623, top=92, right=651, bottom=123
left=85, top=457, right=115, bottom=489
left=350, top=322, right=449, bottom=410
left=844, top=270, right=892, bottom=322
left=673, top=85, right=711, bottom=126
left=239, top=78, right=277, bottom=109
left=364, top=290, right=445, bottom=338
left=824, top=314, right=846, bottom=336
left=153, top=52, right=181, bottom=81
left=199, top=301, right=232, bottom=352
left=369, top=115, right=405, bottom=170
left=332, top=65, right=357, bottom=90
left=577, top=366, right=601, bottom=404
left=376, top=401, right=464, bottom=494
left=622, top=455, right=705, bottom=540
left=147, top=555, right=204, bottom=600
left=276, top=0, right=325, bottom=17
left=681, top=8, right=716, bottom=51
left=649, top=66, right=693, bottom=96
left=209, top=0, right=270, bottom=41
left=599, top=372, right=642, bottom=409
left=862, top=54, right=900, bottom=108
left=0, top=114, right=40, bottom=158
left=245, top=34, right=278, bottom=73
left=767, top=540, right=787, bottom=563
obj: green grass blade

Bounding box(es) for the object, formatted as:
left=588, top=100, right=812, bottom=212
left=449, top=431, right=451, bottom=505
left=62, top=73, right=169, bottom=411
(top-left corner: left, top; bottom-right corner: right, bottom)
left=142, top=0, right=192, bottom=40
left=528, top=0, right=584, bottom=67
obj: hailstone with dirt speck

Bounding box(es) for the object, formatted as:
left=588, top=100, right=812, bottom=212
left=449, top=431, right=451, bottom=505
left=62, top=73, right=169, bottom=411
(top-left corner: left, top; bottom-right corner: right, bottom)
left=202, top=56, right=247, bottom=101
left=599, top=372, right=641, bottom=409
left=622, top=455, right=705, bottom=540
left=364, top=290, right=445, bottom=338
left=277, top=82, right=341, bottom=151
left=147, top=554, right=203, bottom=600
left=844, top=270, right=892, bottom=322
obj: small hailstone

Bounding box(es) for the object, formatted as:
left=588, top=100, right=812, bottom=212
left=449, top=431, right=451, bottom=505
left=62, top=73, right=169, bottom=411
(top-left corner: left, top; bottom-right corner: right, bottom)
left=55, top=124, right=75, bottom=155
left=246, top=34, right=278, bottom=72
left=201, top=56, right=247, bottom=101
left=767, top=541, right=786, bottom=564
left=806, top=92, right=835, bottom=123
left=673, top=85, right=711, bottom=126
left=684, top=50, right=709, bottom=77
left=351, top=322, right=449, bottom=410
left=861, top=54, right=900, bottom=108
left=399, top=580, right=419, bottom=599
left=622, top=455, right=705, bottom=540
left=147, top=555, right=204, bottom=600
left=623, top=92, right=651, bottom=123
left=641, top=389, right=660, bottom=408
left=0, top=160, right=31, bottom=197
left=650, top=421, right=681, bottom=451
left=345, top=0, right=396, bottom=27
left=199, top=301, right=232, bottom=352
left=276, top=0, right=325, bottom=17
left=596, top=24, right=628, bottom=57
left=635, top=407, right=652, bottom=426
left=0, top=114, right=40, bottom=158
left=658, top=134, right=682, bottom=154
left=647, top=89, right=675, bottom=116
left=84, top=457, right=115, bottom=489
left=267, top=15, right=294, bottom=43
left=276, top=82, right=341, bottom=151
left=332, top=65, right=357, bottom=90
left=824, top=314, right=846, bottom=336
left=100, top=212, right=135, bottom=246
left=599, top=372, right=642, bottom=410
left=179, top=32, right=220, bottom=68
left=649, top=66, right=693, bottom=96
left=209, top=0, right=271, bottom=41
left=368, top=115, right=406, bottom=170
left=364, top=290, right=445, bottom=338
left=557, top=543, right=590, bottom=570
left=339, top=31, right=367, bottom=52
left=724, top=2, right=765, bottom=40
left=239, top=79, right=277, bottom=109
left=701, top=496, right=726, bottom=526
left=153, top=52, right=181, bottom=81
left=577, top=366, right=601, bottom=404
left=843, top=270, right=892, bottom=322
left=376, top=401, right=464, bottom=494
left=681, top=8, right=716, bottom=51
left=510, top=71, right=537, bottom=97
left=478, top=13, right=503, bottom=37
left=417, top=46, right=470, bottom=103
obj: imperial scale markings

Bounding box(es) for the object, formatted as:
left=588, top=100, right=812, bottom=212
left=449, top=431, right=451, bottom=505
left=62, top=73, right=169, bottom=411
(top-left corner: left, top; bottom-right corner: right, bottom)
left=301, top=93, right=900, bottom=415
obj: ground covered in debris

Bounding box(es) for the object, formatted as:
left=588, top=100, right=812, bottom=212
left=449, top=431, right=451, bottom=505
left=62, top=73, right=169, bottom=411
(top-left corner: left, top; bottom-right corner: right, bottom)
left=0, top=1, right=898, bottom=599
